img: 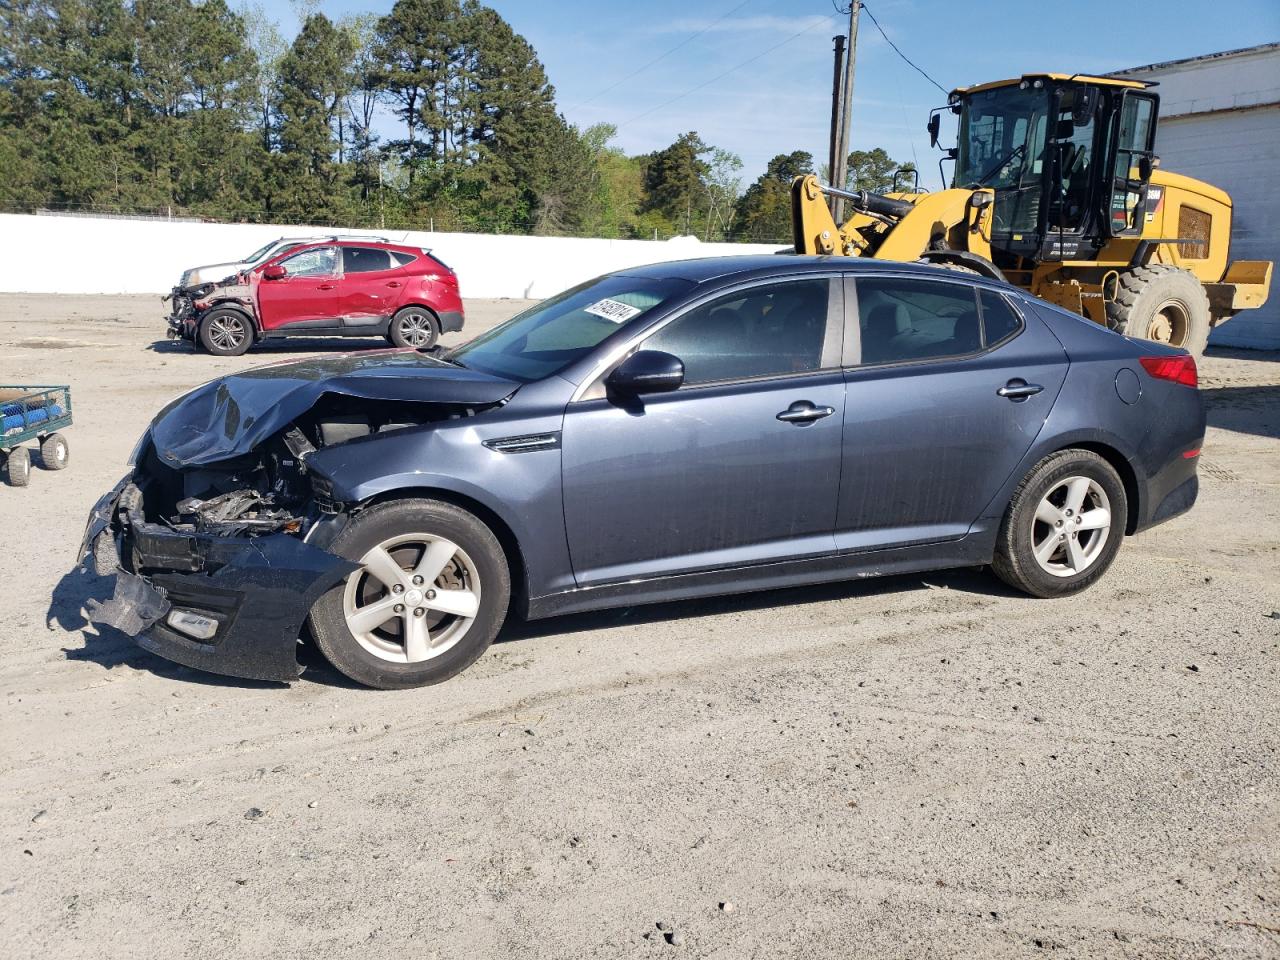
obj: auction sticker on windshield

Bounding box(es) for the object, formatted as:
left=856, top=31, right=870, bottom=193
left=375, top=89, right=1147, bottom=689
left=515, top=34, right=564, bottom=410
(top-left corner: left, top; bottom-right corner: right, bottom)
left=583, top=299, right=643, bottom=323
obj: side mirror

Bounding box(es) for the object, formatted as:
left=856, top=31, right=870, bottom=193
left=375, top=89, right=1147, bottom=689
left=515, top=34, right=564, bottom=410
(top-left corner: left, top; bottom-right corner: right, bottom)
left=263, top=264, right=287, bottom=280
left=1137, top=156, right=1153, bottom=181
left=606, top=350, right=684, bottom=396
left=927, top=113, right=941, bottom=148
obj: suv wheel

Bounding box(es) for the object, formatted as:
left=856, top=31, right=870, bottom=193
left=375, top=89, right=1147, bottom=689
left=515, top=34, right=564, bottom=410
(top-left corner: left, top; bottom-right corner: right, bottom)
left=389, top=307, right=440, bottom=349
left=308, top=499, right=510, bottom=689
left=991, top=449, right=1128, bottom=598
left=199, top=308, right=253, bottom=356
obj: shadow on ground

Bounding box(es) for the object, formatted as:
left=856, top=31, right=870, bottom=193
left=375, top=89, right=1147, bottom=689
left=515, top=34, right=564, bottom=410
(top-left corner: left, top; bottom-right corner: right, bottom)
left=147, top=336, right=395, bottom=355
left=48, top=558, right=1013, bottom=689
left=1200, top=383, right=1280, bottom=440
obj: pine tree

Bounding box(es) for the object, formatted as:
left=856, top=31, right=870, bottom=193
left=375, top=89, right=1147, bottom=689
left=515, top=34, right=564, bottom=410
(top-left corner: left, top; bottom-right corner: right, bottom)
left=271, top=12, right=354, bottom=221
left=732, top=150, right=813, bottom=241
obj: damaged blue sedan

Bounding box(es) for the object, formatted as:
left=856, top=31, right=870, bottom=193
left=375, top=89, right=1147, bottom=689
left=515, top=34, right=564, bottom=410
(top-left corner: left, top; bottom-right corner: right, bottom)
left=82, top=257, right=1205, bottom=689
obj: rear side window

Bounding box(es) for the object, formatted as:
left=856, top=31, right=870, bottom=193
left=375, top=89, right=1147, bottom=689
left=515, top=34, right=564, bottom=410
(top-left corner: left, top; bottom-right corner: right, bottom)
left=979, top=289, right=1021, bottom=344
left=392, top=251, right=418, bottom=267
left=855, top=277, right=981, bottom=364
left=342, top=247, right=393, bottom=273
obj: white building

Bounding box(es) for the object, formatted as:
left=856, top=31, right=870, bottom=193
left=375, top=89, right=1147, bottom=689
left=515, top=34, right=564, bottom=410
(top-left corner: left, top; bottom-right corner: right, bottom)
left=1114, top=43, right=1280, bottom=349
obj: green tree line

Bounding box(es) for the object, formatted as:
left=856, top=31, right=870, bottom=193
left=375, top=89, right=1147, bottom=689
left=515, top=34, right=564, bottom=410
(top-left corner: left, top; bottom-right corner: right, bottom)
left=0, top=0, right=913, bottom=241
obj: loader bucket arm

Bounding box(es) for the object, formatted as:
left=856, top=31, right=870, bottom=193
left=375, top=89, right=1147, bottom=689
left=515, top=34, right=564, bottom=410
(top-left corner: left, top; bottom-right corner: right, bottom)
left=791, top=175, right=845, bottom=255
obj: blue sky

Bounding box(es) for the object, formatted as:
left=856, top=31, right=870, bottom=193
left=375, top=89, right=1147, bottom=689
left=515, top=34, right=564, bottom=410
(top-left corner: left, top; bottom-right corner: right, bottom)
left=260, top=0, right=1279, bottom=188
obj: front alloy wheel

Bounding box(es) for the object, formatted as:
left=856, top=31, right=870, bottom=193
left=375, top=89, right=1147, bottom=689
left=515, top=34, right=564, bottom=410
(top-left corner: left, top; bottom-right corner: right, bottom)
left=343, top=533, right=482, bottom=663
left=309, top=498, right=510, bottom=688
left=199, top=308, right=253, bottom=356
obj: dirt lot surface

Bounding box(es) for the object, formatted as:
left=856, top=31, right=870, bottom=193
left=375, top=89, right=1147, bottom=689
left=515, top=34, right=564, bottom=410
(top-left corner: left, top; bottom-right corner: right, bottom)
left=2, top=293, right=1278, bottom=959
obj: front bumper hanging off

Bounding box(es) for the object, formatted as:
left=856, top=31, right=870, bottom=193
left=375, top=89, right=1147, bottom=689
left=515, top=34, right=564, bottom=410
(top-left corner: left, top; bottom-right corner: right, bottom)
left=81, top=477, right=356, bottom=682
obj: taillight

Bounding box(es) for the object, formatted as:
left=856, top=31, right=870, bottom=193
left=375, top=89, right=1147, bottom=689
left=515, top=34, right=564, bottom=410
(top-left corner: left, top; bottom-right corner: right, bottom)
left=1139, top=354, right=1197, bottom=388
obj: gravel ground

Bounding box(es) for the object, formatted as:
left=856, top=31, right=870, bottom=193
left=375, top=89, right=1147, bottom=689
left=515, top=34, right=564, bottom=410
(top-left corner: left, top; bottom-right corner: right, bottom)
left=1, top=293, right=1278, bottom=959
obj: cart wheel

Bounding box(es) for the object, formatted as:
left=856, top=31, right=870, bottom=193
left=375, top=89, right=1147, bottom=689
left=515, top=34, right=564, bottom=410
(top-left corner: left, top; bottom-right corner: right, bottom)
left=40, top=432, right=69, bottom=470
left=5, top=446, right=30, bottom=486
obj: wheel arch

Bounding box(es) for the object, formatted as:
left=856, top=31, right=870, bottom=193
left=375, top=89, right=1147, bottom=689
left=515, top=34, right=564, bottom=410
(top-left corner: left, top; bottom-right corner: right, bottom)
left=394, top=303, right=441, bottom=321
left=918, top=250, right=1007, bottom=281
left=355, top=484, right=530, bottom=618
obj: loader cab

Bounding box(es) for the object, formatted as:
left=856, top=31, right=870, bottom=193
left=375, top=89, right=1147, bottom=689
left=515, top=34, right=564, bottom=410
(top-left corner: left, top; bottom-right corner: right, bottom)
left=948, top=75, right=1159, bottom=266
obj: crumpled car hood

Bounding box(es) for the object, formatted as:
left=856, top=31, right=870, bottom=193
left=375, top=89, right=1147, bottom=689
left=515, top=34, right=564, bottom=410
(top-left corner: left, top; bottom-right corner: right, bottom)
left=149, top=351, right=518, bottom=468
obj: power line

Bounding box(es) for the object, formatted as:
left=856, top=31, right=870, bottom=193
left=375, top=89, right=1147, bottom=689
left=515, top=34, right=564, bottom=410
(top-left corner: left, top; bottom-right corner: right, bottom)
left=858, top=3, right=949, bottom=97
left=564, top=0, right=756, bottom=113
left=616, top=12, right=839, bottom=129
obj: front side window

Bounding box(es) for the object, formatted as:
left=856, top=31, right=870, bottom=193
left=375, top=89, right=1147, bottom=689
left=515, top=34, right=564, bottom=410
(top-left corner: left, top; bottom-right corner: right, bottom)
left=280, top=247, right=336, bottom=278
left=643, top=279, right=833, bottom=386
left=342, top=247, right=393, bottom=273
left=450, top=275, right=690, bottom=383
left=856, top=277, right=983, bottom=364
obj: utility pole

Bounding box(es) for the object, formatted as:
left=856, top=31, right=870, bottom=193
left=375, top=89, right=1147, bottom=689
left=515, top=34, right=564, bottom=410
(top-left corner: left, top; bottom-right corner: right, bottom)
left=828, top=34, right=846, bottom=218
left=832, top=0, right=860, bottom=223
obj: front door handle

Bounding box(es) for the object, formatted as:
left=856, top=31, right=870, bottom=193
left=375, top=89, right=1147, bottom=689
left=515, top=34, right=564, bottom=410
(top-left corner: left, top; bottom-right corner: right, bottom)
left=386, top=280, right=402, bottom=288
left=318, top=283, right=337, bottom=290
left=776, top=401, right=836, bottom=424
left=997, top=379, right=1044, bottom=401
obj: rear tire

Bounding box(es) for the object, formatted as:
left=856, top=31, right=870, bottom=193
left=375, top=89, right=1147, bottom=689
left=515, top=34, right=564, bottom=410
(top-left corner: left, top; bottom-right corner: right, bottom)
left=199, top=308, right=253, bottom=357
left=308, top=499, right=510, bottom=689
left=389, top=307, right=440, bottom=349
left=1106, top=265, right=1211, bottom=355
left=5, top=446, right=31, bottom=486
left=992, top=449, right=1128, bottom=598
left=40, top=432, right=69, bottom=470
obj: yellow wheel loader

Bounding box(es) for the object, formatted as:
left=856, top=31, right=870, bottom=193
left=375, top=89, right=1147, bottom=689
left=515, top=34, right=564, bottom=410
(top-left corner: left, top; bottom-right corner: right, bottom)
left=792, top=73, right=1272, bottom=353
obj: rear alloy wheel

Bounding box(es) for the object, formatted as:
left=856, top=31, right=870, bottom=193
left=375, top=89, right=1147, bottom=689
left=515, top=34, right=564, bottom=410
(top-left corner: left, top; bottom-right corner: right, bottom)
left=309, top=499, right=510, bottom=688
left=389, top=307, right=439, bottom=349
left=40, top=432, right=69, bottom=470
left=199, top=308, right=253, bottom=356
left=5, top=446, right=31, bottom=486
left=992, top=449, right=1128, bottom=598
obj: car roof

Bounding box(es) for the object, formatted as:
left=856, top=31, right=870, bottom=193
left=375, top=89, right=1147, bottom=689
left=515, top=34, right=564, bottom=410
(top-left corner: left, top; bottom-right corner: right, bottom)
left=616, top=254, right=1008, bottom=287
left=278, top=238, right=430, bottom=256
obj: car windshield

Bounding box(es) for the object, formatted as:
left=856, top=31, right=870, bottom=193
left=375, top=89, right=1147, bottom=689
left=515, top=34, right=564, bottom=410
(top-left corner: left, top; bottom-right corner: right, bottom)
left=243, top=240, right=283, bottom=264
left=449, top=275, right=691, bottom=382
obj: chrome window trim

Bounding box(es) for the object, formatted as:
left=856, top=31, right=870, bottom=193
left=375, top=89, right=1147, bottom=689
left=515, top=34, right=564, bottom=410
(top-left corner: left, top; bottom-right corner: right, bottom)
left=843, top=273, right=1027, bottom=371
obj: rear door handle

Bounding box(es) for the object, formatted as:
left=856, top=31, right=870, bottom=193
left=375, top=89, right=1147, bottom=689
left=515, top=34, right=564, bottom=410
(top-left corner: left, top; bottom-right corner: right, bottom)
left=997, top=379, right=1044, bottom=401
left=385, top=281, right=402, bottom=288
left=318, top=283, right=336, bottom=290
left=776, top=401, right=836, bottom=424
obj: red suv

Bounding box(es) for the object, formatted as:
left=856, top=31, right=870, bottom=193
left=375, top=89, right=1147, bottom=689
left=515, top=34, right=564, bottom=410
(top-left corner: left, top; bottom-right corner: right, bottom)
left=169, top=240, right=465, bottom=356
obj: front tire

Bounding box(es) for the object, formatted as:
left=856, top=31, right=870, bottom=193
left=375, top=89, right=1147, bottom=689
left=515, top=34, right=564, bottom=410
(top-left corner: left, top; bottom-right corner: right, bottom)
left=389, top=307, right=440, bottom=349
left=1106, top=265, right=1211, bottom=355
left=199, top=308, right=253, bottom=357
left=308, top=499, right=510, bottom=689
left=992, top=449, right=1128, bottom=598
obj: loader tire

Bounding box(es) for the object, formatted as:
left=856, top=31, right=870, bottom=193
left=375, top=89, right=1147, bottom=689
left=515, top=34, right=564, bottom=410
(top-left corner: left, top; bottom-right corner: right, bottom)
left=1105, top=265, right=1211, bottom=355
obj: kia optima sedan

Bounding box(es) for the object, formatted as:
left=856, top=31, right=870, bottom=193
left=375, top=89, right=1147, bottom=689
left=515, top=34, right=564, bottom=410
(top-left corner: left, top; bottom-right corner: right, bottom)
left=82, top=257, right=1204, bottom=689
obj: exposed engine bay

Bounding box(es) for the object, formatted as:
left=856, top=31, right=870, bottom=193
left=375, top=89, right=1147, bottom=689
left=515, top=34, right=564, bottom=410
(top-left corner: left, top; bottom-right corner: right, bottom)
left=132, top=395, right=491, bottom=542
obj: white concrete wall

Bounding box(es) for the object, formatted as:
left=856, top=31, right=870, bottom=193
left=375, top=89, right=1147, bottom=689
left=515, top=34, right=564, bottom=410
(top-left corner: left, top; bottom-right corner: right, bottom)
left=1155, top=107, right=1280, bottom=349
left=1117, top=44, right=1280, bottom=350
left=0, top=213, right=782, bottom=300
